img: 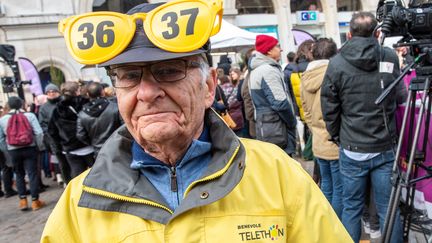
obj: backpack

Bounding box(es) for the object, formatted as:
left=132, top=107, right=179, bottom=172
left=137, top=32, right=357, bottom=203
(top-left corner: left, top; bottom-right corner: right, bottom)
left=6, top=112, right=33, bottom=146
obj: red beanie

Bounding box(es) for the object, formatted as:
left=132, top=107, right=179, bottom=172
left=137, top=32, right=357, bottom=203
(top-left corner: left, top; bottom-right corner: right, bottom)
left=255, top=35, right=279, bottom=54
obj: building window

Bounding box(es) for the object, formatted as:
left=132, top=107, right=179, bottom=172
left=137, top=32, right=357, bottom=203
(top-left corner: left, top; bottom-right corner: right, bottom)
left=337, top=0, right=361, bottom=11
left=93, top=0, right=148, bottom=13
left=236, top=0, right=275, bottom=14
left=290, top=0, right=322, bottom=12
left=39, top=67, right=65, bottom=88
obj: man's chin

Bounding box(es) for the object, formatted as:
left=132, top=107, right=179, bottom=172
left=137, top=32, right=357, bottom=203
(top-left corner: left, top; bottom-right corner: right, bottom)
left=138, top=123, right=182, bottom=143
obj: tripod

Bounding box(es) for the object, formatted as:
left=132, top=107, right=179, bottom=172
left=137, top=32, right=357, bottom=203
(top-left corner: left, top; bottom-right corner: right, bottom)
left=381, top=63, right=432, bottom=243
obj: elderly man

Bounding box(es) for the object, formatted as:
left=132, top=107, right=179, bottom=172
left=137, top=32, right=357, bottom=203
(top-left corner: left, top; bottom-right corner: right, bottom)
left=42, top=1, right=351, bottom=242
left=38, top=83, right=71, bottom=185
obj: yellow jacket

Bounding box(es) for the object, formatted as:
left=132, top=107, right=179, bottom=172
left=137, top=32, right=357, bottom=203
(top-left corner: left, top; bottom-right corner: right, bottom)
left=41, top=110, right=352, bottom=243
left=291, top=71, right=305, bottom=120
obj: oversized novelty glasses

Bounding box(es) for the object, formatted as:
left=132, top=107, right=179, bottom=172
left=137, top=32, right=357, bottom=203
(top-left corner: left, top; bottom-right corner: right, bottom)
left=58, top=0, right=223, bottom=65
left=108, top=59, right=201, bottom=89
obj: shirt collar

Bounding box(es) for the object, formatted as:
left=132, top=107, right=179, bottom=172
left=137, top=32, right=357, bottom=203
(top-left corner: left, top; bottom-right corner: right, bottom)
left=130, top=126, right=211, bottom=169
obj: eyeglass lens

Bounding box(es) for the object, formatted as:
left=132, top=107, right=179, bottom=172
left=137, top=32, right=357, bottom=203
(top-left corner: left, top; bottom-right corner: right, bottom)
left=112, top=60, right=187, bottom=88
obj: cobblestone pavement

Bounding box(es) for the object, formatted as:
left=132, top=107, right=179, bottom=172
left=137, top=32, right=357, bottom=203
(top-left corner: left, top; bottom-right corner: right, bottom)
left=0, top=177, right=64, bottom=243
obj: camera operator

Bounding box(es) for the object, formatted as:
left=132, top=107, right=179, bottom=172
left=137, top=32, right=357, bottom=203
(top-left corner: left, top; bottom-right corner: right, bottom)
left=321, top=12, right=407, bottom=243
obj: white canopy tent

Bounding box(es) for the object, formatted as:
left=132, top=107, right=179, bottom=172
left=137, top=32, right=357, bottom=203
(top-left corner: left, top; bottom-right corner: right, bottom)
left=210, top=19, right=259, bottom=53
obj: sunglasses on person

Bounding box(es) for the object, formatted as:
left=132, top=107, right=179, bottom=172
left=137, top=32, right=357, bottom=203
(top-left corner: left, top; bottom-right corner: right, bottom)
left=58, top=0, right=223, bottom=65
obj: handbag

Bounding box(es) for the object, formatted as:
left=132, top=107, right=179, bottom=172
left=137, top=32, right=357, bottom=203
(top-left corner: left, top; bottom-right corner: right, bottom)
left=216, top=85, right=237, bottom=129
left=221, top=112, right=237, bottom=129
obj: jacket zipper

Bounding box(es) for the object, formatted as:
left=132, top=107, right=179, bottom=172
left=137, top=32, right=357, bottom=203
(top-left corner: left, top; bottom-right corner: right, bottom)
left=183, top=144, right=240, bottom=197
left=82, top=185, right=174, bottom=214
left=170, top=166, right=181, bottom=207
left=83, top=143, right=240, bottom=213
left=170, top=166, right=178, bottom=192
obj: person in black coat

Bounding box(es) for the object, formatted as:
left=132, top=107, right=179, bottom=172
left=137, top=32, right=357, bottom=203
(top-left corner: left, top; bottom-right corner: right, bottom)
left=77, top=82, right=123, bottom=157
left=48, top=81, right=94, bottom=180
left=39, top=83, right=71, bottom=185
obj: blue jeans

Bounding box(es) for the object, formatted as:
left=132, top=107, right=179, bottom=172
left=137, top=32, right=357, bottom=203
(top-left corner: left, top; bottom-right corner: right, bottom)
left=9, top=147, right=39, bottom=200
left=283, top=128, right=297, bottom=156
left=339, top=149, right=403, bottom=243
left=316, top=158, right=343, bottom=218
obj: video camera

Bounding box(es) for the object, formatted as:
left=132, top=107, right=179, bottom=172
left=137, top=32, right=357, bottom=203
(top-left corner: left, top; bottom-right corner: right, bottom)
left=377, top=0, right=432, bottom=40
left=376, top=0, right=432, bottom=77
left=0, top=44, right=31, bottom=94
left=376, top=2, right=432, bottom=243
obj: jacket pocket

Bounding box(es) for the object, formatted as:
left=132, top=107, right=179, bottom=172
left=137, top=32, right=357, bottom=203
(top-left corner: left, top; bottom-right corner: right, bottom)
left=256, top=112, right=287, bottom=149
left=204, top=215, right=286, bottom=243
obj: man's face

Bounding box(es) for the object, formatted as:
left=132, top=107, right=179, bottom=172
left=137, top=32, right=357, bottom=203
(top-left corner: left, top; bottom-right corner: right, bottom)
left=268, top=45, right=282, bottom=62
left=114, top=55, right=216, bottom=148
left=46, top=90, right=60, bottom=100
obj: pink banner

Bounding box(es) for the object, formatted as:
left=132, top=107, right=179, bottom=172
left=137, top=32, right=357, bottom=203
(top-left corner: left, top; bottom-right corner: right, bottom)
left=396, top=106, right=432, bottom=203
left=292, top=29, right=315, bottom=46
left=18, top=57, right=43, bottom=96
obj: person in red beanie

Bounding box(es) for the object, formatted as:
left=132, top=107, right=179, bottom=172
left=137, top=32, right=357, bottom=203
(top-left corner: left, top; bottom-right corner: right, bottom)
left=249, top=34, right=297, bottom=156
left=255, top=34, right=280, bottom=58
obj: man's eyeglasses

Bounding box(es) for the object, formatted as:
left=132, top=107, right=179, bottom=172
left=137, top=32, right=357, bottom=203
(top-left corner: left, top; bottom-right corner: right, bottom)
left=108, top=59, right=201, bottom=89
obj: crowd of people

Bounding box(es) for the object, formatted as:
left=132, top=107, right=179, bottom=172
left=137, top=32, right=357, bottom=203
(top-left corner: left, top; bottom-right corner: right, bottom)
left=0, top=81, right=122, bottom=211
left=0, top=1, right=414, bottom=241
left=208, top=12, right=408, bottom=243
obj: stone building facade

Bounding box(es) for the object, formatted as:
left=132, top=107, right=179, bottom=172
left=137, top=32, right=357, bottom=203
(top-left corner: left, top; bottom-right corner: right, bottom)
left=0, top=0, right=398, bottom=104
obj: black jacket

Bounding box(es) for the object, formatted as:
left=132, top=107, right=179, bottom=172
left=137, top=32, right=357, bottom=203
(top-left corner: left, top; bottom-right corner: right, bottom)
left=38, top=97, right=61, bottom=134
left=77, top=97, right=122, bottom=156
left=321, top=37, right=407, bottom=153
left=39, top=97, right=62, bottom=152
left=48, top=96, right=89, bottom=152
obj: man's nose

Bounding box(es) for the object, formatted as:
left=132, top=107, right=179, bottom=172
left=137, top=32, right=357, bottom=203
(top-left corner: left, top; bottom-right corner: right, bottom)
left=136, top=72, right=165, bottom=102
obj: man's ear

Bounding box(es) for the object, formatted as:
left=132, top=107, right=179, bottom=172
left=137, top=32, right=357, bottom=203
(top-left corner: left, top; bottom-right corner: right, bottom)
left=204, top=68, right=217, bottom=109
left=347, top=32, right=352, bottom=40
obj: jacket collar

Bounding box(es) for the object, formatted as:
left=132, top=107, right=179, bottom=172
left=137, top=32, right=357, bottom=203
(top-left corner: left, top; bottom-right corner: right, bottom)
left=250, top=51, right=281, bottom=70
left=82, top=97, right=110, bottom=117
left=305, top=59, right=329, bottom=72
left=79, top=109, right=246, bottom=224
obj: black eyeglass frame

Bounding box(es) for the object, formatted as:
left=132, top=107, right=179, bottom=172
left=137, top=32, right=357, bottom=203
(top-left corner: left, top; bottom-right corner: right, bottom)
left=107, top=59, right=202, bottom=89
